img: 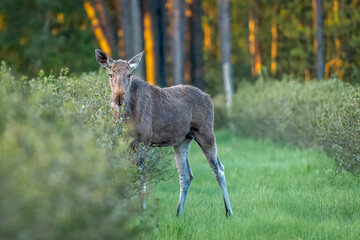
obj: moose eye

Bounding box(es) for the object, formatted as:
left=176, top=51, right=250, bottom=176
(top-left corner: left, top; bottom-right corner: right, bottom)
left=108, top=73, right=113, bottom=78
left=126, top=74, right=132, bottom=79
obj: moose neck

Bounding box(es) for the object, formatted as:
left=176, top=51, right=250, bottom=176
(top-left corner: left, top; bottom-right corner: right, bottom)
left=122, top=76, right=151, bottom=119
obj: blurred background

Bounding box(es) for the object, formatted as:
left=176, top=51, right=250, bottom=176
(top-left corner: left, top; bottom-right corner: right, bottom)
left=1, top=0, right=360, bottom=97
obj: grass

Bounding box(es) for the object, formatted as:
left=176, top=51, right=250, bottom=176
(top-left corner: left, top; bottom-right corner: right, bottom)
left=139, top=130, right=360, bottom=240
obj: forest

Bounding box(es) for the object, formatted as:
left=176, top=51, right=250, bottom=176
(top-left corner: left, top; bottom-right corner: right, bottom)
left=2, top=0, right=360, bottom=93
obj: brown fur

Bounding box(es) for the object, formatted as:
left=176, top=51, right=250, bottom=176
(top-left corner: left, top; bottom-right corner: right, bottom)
left=95, top=49, right=233, bottom=217
left=124, top=77, right=214, bottom=147
left=107, top=60, right=214, bottom=148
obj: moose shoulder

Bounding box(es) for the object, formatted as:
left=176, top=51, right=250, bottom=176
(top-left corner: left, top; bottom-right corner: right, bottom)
left=95, top=49, right=233, bottom=217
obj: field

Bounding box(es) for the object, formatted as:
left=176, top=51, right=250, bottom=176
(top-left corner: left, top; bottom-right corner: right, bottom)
left=140, top=130, right=360, bottom=240
left=1, top=67, right=359, bottom=239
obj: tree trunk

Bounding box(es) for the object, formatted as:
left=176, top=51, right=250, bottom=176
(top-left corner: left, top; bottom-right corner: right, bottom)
left=84, top=1, right=111, bottom=55
left=142, top=0, right=156, bottom=85
left=185, top=1, right=192, bottom=85
left=217, top=0, right=233, bottom=110
left=129, top=0, right=145, bottom=78
left=249, top=11, right=262, bottom=76
left=172, top=0, right=185, bottom=85
left=143, top=0, right=167, bottom=87
left=130, top=0, right=143, bottom=56
left=316, top=0, right=325, bottom=79
left=157, top=0, right=168, bottom=87
left=118, top=0, right=133, bottom=59
left=190, top=0, right=205, bottom=90
left=270, top=7, right=278, bottom=75
left=117, top=0, right=144, bottom=77
left=95, top=0, right=118, bottom=58
left=114, top=0, right=124, bottom=57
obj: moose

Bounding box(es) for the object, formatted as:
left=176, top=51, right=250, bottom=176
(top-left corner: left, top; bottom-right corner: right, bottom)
left=95, top=49, right=233, bottom=217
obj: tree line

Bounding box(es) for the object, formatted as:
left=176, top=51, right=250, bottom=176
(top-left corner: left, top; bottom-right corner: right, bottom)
left=0, top=0, right=359, bottom=96
left=83, top=0, right=219, bottom=91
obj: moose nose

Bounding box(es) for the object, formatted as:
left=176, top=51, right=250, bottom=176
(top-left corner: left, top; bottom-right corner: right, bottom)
left=113, top=94, right=125, bottom=106
left=113, top=90, right=125, bottom=106
left=115, top=97, right=122, bottom=106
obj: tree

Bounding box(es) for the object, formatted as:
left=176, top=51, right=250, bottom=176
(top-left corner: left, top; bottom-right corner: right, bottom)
left=315, top=0, right=325, bottom=79
left=129, top=0, right=144, bottom=78
left=189, top=0, right=205, bottom=90
left=172, top=0, right=185, bottom=85
left=217, top=0, right=233, bottom=109
left=116, top=0, right=131, bottom=58
left=0, top=0, right=99, bottom=75
left=248, top=10, right=262, bottom=76
left=142, top=0, right=167, bottom=87
left=95, top=0, right=118, bottom=58
left=117, top=0, right=144, bottom=77
left=270, top=6, right=278, bottom=75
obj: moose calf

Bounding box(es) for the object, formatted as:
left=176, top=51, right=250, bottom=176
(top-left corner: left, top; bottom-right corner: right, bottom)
left=95, top=49, right=233, bottom=217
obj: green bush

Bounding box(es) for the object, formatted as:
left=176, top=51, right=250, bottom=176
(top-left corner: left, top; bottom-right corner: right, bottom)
left=223, top=77, right=360, bottom=175
left=212, top=94, right=228, bottom=129
left=0, top=63, right=171, bottom=239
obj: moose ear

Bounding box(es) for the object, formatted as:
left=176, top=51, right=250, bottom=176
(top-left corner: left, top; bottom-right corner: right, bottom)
left=128, top=51, right=144, bottom=71
left=95, top=49, right=114, bottom=68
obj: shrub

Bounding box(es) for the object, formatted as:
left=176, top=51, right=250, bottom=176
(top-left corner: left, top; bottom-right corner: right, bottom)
left=0, top=63, right=171, bottom=239
left=222, top=77, right=360, bottom=175
left=212, top=94, right=228, bottom=129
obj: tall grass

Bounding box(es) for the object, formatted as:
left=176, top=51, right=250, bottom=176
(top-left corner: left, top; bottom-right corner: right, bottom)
left=0, top=63, right=171, bottom=239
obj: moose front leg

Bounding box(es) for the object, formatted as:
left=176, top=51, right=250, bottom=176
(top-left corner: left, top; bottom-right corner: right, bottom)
left=133, top=141, right=148, bottom=211
left=137, top=160, right=146, bottom=210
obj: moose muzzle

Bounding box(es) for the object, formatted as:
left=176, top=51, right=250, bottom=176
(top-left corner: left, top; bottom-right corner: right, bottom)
left=112, top=90, right=126, bottom=107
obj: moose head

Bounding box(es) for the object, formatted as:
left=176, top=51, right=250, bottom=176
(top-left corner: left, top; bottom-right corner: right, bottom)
left=95, top=49, right=143, bottom=109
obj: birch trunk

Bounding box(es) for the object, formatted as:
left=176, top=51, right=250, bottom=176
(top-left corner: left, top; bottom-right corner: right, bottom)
left=217, top=0, right=233, bottom=110
left=190, top=0, right=205, bottom=90
left=172, top=0, right=185, bottom=85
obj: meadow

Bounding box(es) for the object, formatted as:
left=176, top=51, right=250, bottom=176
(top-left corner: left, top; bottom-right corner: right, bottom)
left=141, top=130, right=360, bottom=240
left=1, top=65, right=359, bottom=239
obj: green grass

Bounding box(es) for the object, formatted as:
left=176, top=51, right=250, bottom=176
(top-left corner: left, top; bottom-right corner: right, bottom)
left=140, top=130, right=360, bottom=240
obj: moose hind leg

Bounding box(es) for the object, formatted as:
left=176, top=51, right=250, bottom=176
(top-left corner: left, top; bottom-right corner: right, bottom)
left=196, top=133, right=233, bottom=217
left=174, top=138, right=193, bottom=217
left=214, top=155, right=233, bottom=217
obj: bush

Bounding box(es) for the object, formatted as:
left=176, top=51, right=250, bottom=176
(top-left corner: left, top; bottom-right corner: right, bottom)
left=212, top=94, right=228, bottom=129
left=223, top=77, right=360, bottom=175
left=0, top=63, right=171, bottom=239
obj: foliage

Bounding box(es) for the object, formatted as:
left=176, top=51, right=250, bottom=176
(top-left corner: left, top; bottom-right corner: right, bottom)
left=141, top=130, right=360, bottom=239
left=0, top=0, right=98, bottom=76
left=0, top=63, right=172, bottom=239
left=212, top=94, right=228, bottom=129
left=224, top=77, right=360, bottom=175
